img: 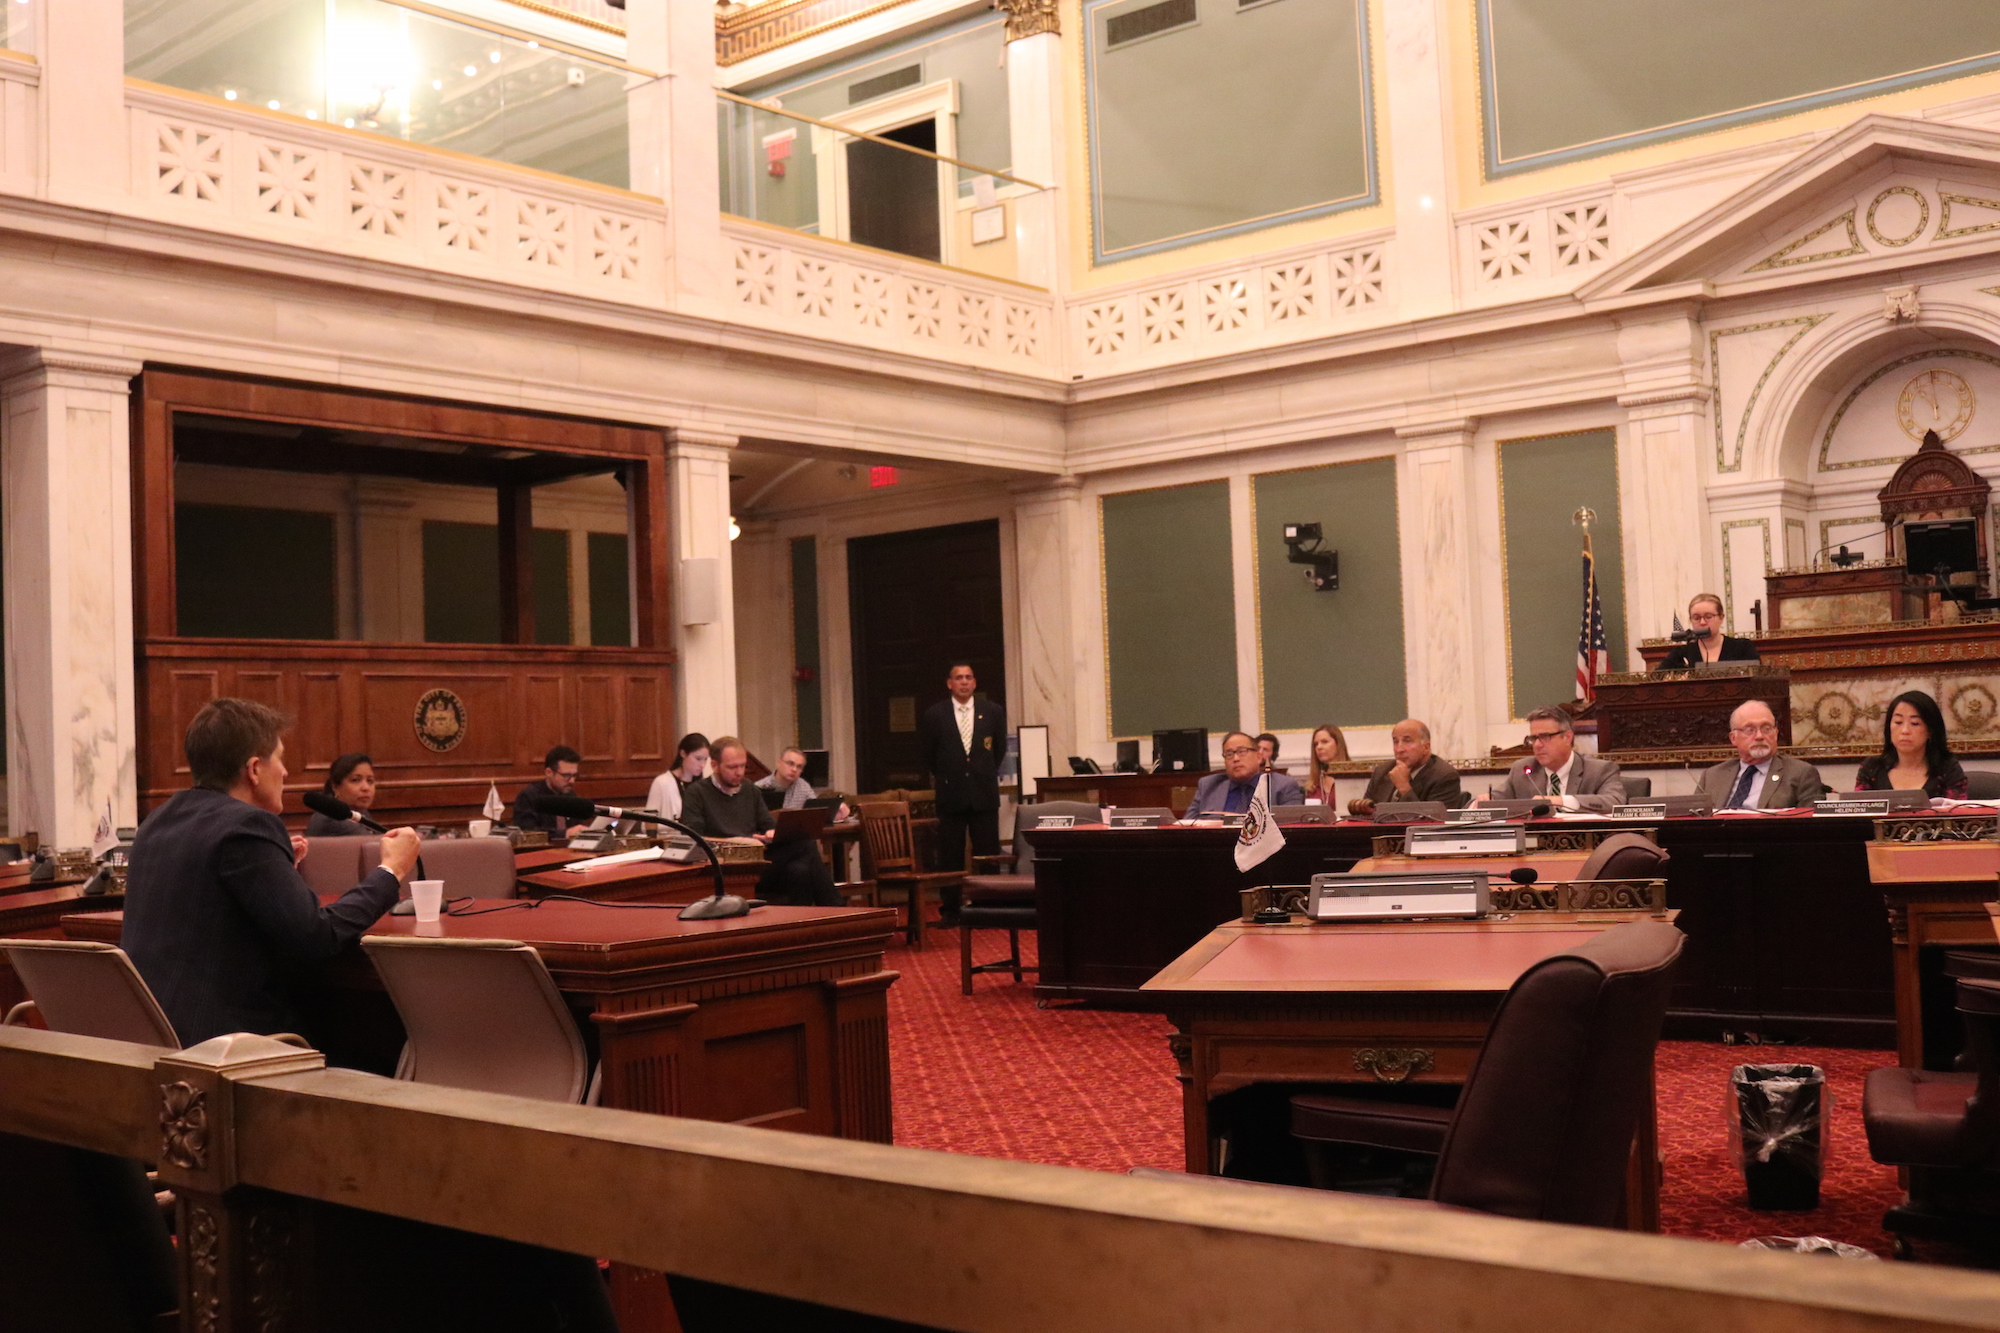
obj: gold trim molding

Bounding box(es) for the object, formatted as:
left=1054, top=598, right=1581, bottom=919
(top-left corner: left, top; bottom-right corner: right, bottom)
left=716, top=0, right=917, bottom=65
left=996, top=0, right=1060, bottom=40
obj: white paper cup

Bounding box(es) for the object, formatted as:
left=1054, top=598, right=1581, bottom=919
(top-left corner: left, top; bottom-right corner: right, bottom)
left=409, top=879, right=444, bottom=923
left=468, top=819, right=492, bottom=838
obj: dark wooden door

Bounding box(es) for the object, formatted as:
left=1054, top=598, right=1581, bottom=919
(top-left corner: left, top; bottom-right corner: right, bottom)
left=849, top=519, right=1005, bottom=793
left=845, top=119, right=941, bottom=263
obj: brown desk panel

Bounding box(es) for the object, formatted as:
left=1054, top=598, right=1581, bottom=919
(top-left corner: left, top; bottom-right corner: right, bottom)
left=1867, top=839, right=2000, bottom=1068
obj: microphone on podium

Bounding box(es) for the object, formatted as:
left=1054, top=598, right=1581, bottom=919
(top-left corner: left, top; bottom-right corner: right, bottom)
left=536, top=796, right=749, bottom=920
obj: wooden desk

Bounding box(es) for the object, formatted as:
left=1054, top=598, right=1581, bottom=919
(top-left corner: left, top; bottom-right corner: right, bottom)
left=1035, top=772, right=1203, bottom=815
left=1141, top=914, right=1665, bottom=1230
left=1351, top=850, right=1591, bottom=879
left=1032, top=815, right=1901, bottom=1046
left=1866, top=839, right=2000, bottom=1068
left=63, top=898, right=900, bottom=1333
left=517, top=856, right=766, bottom=905
left=514, top=845, right=593, bottom=874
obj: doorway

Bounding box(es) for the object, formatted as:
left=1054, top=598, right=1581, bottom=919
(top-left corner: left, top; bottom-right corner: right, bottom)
left=845, top=119, right=942, bottom=263
left=848, top=519, right=1005, bottom=792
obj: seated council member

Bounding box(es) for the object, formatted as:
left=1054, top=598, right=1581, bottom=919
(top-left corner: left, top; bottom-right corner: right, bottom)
left=1348, top=719, right=1465, bottom=816
left=680, top=736, right=775, bottom=842
left=645, top=732, right=709, bottom=822
left=1854, top=690, right=1968, bottom=799
left=1184, top=732, right=1304, bottom=817
left=1660, top=592, right=1760, bottom=669
left=303, top=752, right=377, bottom=837
left=1695, top=700, right=1825, bottom=809
left=124, top=698, right=420, bottom=1047
left=514, top=745, right=582, bottom=834
left=1303, top=723, right=1350, bottom=805
left=1487, top=706, right=1627, bottom=811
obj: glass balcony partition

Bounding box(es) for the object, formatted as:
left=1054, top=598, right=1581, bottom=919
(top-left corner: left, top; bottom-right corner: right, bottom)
left=718, top=91, right=1048, bottom=284
left=124, top=0, right=631, bottom=189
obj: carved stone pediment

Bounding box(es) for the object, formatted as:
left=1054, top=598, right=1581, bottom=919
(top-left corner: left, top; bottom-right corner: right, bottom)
left=1583, top=116, right=2000, bottom=299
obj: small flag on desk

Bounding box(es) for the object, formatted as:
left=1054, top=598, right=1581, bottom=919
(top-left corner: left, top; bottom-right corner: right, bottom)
left=1234, top=772, right=1285, bottom=873
left=483, top=782, right=505, bottom=822
left=90, top=798, right=118, bottom=861
left=1575, top=532, right=1610, bottom=702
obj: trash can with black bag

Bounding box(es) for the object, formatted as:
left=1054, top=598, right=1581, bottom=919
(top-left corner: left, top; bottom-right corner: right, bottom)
left=1730, top=1063, right=1828, bottom=1210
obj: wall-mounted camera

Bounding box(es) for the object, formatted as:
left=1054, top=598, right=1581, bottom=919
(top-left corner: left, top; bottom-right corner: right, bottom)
left=1283, top=522, right=1338, bottom=591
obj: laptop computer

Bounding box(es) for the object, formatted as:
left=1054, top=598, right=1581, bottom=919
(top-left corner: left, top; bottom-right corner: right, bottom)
left=774, top=805, right=831, bottom=839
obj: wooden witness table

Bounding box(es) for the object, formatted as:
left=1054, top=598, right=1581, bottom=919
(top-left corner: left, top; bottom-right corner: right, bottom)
left=1141, top=913, right=1672, bottom=1231
left=1865, top=837, right=2000, bottom=1068
left=517, top=854, right=766, bottom=905
left=62, top=898, right=900, bottom=1332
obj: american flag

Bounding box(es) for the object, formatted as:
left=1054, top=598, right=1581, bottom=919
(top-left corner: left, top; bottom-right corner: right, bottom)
left=1575, top=533, right=1610, bottom=700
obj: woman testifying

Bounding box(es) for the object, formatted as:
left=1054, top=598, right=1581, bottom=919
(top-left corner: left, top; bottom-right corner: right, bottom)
left=1660, top=593, right=1761, bottom=668
left=1854, top=690, right=1968, bottom=798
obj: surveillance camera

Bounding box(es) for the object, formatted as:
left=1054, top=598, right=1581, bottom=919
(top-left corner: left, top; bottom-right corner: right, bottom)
left=1283, top=522, right=1322, bottom=545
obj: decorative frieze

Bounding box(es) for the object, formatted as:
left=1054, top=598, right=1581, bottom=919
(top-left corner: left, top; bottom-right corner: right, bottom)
left=1459, top=193, right=1616, bottom=292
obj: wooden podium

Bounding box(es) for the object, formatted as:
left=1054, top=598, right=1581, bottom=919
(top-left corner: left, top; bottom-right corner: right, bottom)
left=1593, top=664, right=1792, bottom=752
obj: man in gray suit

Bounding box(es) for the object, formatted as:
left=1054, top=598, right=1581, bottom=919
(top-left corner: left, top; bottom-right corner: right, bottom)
left=1695, top=700, right=1824, bottom=809
left=1183, top=731, right=1303, bottom=817
left=1487, top=705, right=1627, bottom=811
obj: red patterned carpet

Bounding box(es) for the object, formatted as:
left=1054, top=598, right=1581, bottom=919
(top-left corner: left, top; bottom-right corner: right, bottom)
left=886, top=926, right=1911, bottom=1254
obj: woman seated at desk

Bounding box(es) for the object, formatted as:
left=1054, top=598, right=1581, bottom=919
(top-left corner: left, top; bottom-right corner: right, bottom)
left=1659, top=592, right=1761, bottom=668
left=303, top=753, right=376, bottom=836
left=1302, top=724, right=1349, bottom=805
left=1854, top=690, right=1968, bottom=799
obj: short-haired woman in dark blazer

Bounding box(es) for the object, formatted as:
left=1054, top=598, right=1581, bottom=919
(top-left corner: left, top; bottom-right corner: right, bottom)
left=303, top=753, right=376, bottom=836
left=1855, top=691, right=1967, bottom=799
left=1660, top=592, right=1761, bottom=668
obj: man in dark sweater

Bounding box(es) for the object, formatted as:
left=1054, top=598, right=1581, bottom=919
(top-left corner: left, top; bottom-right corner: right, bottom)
left=124, top=698, right=420, bottom=1047
left=679, top=736, right=774, bottom=842
left=512, top=745, right=582, bottom=834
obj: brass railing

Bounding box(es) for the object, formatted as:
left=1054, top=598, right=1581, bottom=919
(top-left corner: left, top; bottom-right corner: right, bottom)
left=4, top=1025, right=1996, bottom=1331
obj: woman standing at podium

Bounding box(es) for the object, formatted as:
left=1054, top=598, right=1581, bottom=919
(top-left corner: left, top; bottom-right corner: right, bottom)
left=1660, top=593, right=1761, bottom=668
left=1855, top=690, right=1967, bottom=798
left=1302, top=724, right=1349, bottom=804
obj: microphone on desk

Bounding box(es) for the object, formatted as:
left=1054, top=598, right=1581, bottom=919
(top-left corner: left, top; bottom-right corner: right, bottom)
left=302, top=792, right=426, bottom=885
left=536, top=796, right=747, bottom=920
left=1509, top=867, right=1539, bottom=887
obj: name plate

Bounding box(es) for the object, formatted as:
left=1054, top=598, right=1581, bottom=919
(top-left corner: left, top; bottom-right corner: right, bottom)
left=1816, top=798, right=1891, bottom=816
left=1035, top=815, right=1076, bottom=828
left=1406, top=824, right=1527, bottom=857
left=1213, top=812, right=1249, bottom=827
left=1108, top=813, right=1163, bottom=828
left=1446, top=808, right=1500, bottom=823
left=1614, top=803, right=1667, bottom=819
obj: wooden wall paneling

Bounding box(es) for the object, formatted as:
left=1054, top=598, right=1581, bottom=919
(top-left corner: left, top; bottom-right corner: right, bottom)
left=165, top=670, right=221, bottom=777
left=360, top=672, right=514, bottom=768
left=626, top=676, right=663, bottom=761
left=522, top=674, right=567, bottom=765
left=296, top=673, right=344, bottom=773
left=498, top=483, right=535, bottom=645
left=630, top=453, right=672, bottom=650
left=232, top=671, right=285, bottom=712
left=578, top=675, right=617, bottom=761
left=132, top=379, right=177, bottom=640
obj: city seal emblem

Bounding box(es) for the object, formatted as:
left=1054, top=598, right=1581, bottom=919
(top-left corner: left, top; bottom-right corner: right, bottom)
left=414, top=689, right=467, bottom=753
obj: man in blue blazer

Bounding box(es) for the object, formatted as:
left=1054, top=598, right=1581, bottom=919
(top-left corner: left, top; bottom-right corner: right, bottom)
left=1183, top=731, right=1303, bottom=817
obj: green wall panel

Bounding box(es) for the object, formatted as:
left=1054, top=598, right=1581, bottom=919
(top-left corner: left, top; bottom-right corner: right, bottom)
left=587, top=532, right=630, bottom=647
left=1480, top=0, right=2000, bottom=175
left=176, top=503, right=337, bottom=640
left=1103, top=481, right=1237, bottom=738
left=1253, top=459, right=1404, bottom=731
left=1084, top=0, right=1374, bottom=260
left=790, top=535, right=823, bottom=749
left=1500, top=431, right=1626, bottom=718
left=422, top=522, right=572, bottom=645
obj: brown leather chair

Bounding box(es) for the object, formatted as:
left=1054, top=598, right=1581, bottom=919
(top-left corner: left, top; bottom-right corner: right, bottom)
left=361, top=935, right=594, bottom=1105
left=1574, top=831, right=1669, bottom=882
left=958, top=800, right=1101, bottom=995
left=361, top=835, right=517, bottom=901
left=3, top=939, right=179, bottom=1047
left=298, top=833, right=372, bottom=898
left=1864, top=976, right=2000, bottom=1255
left=857, top=800, right=964, bottom=949
left=1289, top=918, right=1685, bottom=1228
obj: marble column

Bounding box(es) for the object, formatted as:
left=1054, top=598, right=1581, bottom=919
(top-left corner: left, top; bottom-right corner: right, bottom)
left=1381, top=0, right=1456, bottom=319
left=624, top=0, right=724, bottom=310
left=0, top=350, right=143, bottom=843
left=1010, top=476, right=1084, bottom=760
left=1617, top=387, right=1718, bottom=653
left=1397, top=420, right=1482, bottom=758
left=668, top=428, right=739, bottom=740
left=1004, top=30, right=1069, bottom=293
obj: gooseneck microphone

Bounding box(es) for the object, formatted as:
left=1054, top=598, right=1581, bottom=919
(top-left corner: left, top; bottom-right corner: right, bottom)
left=537, top=795, right=747, bottom=920
left=304, top=790, right=386, bottom=833
left=301, top=792, right=425, bottom=884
